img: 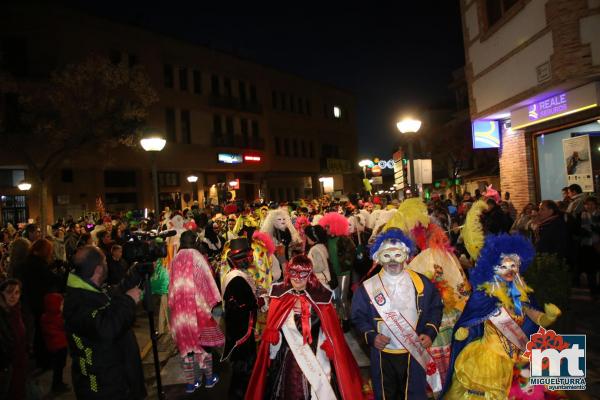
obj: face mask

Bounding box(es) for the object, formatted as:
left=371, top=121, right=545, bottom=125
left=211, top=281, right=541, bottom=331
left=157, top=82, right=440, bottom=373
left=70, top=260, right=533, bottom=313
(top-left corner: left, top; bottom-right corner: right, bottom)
left=494, top=254, right=520, bottom=282
left=274, top=216, right=287, bottom=230
left=375, top=239, right=410, bottom=268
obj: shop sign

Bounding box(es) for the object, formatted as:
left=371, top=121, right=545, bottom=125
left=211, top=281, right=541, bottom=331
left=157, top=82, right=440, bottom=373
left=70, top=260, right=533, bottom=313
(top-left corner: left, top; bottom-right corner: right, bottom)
left=511, top=82, right=599, bottom=130
left=528, top=93, right=568, bottom=121
left=472, top=120, right=500, bottom=149
left=218, top=153, right=243, bottom=164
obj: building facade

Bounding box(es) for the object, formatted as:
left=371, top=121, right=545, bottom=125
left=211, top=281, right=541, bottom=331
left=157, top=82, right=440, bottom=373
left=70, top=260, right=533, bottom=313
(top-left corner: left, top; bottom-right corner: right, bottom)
left=0, top=5, right=358, bottom=224
left=461, top=0, right=600, bottom=211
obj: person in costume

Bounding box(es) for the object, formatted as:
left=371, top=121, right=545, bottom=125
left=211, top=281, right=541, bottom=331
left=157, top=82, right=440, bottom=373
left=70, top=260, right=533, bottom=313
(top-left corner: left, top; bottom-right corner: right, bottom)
left=351, top=228, right=444, bottom=400
left=305, top=224, right=333, bottom=289
left=221, top=238, right=261, bottom=400
left=245, top=255, right=364, bottom=400
left=444, top=234, right=561, bottom=399
left=260, top=208, right=301, bottom=271
left=168, top=231, right=223, bottom=393
left=318, top=212, right=355, bottom=331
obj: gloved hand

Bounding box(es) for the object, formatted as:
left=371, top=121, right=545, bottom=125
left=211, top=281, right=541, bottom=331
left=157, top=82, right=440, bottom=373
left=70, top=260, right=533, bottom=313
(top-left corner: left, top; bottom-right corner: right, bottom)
left=537, top=303, right=561, bottom=327
left=454, top=327, right=469, bottom=341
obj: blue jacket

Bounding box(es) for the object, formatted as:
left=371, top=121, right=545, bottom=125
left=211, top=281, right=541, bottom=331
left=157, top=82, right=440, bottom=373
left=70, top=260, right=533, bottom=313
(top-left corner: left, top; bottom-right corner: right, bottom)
left=351, top=270, right=443, bottom=400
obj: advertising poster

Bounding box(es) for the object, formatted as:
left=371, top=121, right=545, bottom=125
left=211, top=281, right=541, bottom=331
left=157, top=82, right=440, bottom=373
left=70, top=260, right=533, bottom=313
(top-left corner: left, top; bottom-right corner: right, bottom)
left=562, top=135, right=593, bottom=192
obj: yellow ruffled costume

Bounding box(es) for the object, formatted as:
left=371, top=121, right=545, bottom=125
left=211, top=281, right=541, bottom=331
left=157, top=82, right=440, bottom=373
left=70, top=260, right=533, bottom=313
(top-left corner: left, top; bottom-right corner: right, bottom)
left=445, top=282, right=532, bottom=400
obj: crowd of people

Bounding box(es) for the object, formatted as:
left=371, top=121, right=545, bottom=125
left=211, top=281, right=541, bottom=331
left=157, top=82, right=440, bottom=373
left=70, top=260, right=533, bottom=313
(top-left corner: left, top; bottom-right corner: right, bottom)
left=0, top=182, right=597, bottom=399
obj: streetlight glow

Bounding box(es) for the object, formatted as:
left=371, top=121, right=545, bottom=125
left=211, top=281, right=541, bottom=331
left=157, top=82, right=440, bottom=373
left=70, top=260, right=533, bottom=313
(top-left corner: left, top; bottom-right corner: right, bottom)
left=358, top=159, right=374, bottom=168
left=18, top=181, right=32, bottom=191
left=396, top=118, right=422, bottom=134
left=140, top=136, right=166, bottom=152
left=187, top=175, right=198, bottom=183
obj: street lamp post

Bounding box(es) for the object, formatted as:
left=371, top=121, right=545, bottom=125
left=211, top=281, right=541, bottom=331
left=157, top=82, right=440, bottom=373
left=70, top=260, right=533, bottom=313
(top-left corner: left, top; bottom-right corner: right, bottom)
left=140, top=135, right=166, bottom=216
left=397, top=118, right=422, bottom=196
left=18, top=181, right=32, bottom=191
left=186, top=175, right=199, bottom=203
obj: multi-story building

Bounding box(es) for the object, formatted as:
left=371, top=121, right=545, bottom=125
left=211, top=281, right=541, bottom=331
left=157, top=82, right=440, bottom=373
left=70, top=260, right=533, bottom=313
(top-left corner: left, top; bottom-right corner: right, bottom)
left=0, top=5, right=358, bottom=224
left=460, top=0, right=600, bottom=211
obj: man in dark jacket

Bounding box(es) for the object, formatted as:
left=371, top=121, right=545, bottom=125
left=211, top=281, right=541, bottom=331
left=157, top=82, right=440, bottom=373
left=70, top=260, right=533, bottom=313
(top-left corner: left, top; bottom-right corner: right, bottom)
left=63, top=246, right=145, bottom=400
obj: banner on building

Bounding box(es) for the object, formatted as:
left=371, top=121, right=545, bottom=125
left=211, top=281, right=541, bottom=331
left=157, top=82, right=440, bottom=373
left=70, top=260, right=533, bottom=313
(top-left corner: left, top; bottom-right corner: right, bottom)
left=562, top=135, right=593, bottom=192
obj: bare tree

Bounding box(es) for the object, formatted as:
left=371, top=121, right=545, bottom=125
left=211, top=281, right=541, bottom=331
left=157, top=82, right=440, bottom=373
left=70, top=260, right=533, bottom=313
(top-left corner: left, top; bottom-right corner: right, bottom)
left=2, top=54, right=158, bottom=233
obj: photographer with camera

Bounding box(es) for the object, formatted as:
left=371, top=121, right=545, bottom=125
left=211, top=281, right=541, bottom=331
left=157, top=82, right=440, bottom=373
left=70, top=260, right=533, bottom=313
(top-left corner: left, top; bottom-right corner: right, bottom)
left=63, top=245, right=146, bottom=400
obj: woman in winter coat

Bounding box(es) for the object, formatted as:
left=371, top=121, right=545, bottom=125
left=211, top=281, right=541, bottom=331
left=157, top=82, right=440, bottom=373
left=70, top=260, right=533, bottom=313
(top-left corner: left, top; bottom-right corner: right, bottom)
left=0, top=279, right=27, bottom=400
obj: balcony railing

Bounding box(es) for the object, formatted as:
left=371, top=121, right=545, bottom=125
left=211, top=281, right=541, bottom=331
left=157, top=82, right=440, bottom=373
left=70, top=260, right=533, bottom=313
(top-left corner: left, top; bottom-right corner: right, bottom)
left=208, top=95, right=262, bottom=114
left=213, top=134, right=265, bottom=150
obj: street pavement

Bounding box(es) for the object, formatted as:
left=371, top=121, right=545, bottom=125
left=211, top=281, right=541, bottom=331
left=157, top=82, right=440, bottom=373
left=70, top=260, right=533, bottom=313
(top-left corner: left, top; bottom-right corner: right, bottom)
left=32, top=289, right=600, bottom=399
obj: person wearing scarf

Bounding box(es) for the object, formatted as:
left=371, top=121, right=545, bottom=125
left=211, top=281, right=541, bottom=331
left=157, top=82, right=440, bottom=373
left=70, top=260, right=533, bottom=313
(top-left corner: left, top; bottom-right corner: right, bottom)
left=245, top=255, right=364, bottom=400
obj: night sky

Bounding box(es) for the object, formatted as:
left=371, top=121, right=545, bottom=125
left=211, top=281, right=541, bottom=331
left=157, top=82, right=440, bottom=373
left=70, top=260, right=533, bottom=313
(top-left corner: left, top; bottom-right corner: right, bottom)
left=71, top=3, right=465, bottom=159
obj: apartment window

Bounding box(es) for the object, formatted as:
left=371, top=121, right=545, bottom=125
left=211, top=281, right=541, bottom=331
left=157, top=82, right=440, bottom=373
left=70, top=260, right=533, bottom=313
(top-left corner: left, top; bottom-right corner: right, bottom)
left=226, top=116, right=234, bottom=144
left=290, top=94, right=295, bottom=112
left=179, top=67, right=188, bottom=91
left=0, top=169, right=25, bottom=187
left=306, top=99, right=311, bottom=115
left=61, top=169, right=73, bottom=183
left=193, top=70, right=202, bottom=94
left=251, top=120, right=259, bottom=139
left=278, top=188, right=285, bottom=201
left=211, top=75, right=220, bottom=96
left=286, top=188, right=292, bottom=201
left=104, top=170, right=136, bottom=187
left=224, top=77, right=232, bottom=98
left=164, top=64, right=174, bottom=88
left=213, top=114, right=223, bottom=143
left=280, top=92, right=286, bottom=111
left=272, top=91, right=278, bottom=109
left=309, top=141, right=314, bottom=158
left=241, top=118, right=249, bottom=147
left=301, top=141, right=307, bottom=158
left=283, top=138, right=290, bottom=156
left=109, top=49, right=122, bottom=65
left=250, top=85, right=257, bottom=104
left=1, top=195, right=28, bottom=225
left=239, top=81, right=247, bottom=104
left=485, top=0, right=518, bottom=28
left=275, top=137, right=281, bottom=156
left=333, top=106, right=342, bottom=119
left=158, top=172, right=179, bottom=187
left=128, top=54, right=138, bottom=67
left=181, top=110, right=191, bottom=144
left=292, top=139, right=298, bottom=157
left=165, top=108, right=176, bottom=142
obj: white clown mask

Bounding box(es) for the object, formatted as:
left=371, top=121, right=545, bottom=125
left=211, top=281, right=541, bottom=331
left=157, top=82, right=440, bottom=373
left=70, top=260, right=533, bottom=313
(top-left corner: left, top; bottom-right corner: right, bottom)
left=493, top=253, right=521, bottom=282
left=274, top=214, right=287, bottom=231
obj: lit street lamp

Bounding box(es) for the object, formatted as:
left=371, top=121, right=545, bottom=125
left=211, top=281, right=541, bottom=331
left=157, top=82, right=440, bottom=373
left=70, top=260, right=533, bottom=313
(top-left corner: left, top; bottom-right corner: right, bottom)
left=140, top=135, right=166, bottom=215
left=18, top=181, right=32, bottom=191
left=358, top=159, right=374, bottom=179
left=187, top=175, right=199, bottom=203
left=397, top=117, right=422, bottom=195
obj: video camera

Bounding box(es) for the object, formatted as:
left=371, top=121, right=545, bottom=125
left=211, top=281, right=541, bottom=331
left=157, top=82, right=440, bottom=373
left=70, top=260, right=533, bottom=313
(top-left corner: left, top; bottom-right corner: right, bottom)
left=122, top=229, right=176, bottom=276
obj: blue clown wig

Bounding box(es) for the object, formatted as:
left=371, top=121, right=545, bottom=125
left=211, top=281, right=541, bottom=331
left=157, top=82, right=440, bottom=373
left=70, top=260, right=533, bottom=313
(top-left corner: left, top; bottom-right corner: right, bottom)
left=369, top=228, right=416, bottom=260
left=470, top=234, right=535, bottom=287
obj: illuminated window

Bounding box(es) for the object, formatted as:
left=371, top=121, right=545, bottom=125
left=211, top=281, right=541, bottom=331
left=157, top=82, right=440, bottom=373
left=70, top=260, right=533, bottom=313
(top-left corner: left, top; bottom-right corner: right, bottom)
left=333, top=106, right=341, bottom=118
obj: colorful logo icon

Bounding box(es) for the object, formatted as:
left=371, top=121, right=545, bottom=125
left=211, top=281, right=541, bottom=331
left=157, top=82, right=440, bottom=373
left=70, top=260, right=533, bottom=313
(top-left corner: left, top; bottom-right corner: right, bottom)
left=374, top=292, right=386, bottom=306
left=525, top=327, right=586, bottom=391
left=528, top=103, right=539, bottom=119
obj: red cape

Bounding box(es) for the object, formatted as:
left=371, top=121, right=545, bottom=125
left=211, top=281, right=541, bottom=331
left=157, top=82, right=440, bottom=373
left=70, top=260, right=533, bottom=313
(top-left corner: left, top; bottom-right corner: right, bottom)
left=245, top=283, right=365, bottom=400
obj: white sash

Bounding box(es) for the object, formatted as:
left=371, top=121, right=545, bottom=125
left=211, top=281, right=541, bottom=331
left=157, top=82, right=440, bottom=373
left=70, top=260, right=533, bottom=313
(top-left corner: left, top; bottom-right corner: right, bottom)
left=280, top=313, right=336, bottom=400
left=364, top=275, right=443, bottom=394
left=488, top=307, right=529, bottom=351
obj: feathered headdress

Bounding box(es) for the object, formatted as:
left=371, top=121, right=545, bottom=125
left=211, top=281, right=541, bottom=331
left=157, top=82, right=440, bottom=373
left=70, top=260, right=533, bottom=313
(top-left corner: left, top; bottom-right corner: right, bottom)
left=470, top=234, right=535, bottom=288
left=369, top=228, right=415, bottom=260
left=483, top=184, right=501, bottom=203
left=318, top=212, right=349, bottom=236
left=462, top=199, right=487, bottom=260
left=383, top=198, right=429, bottom=233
